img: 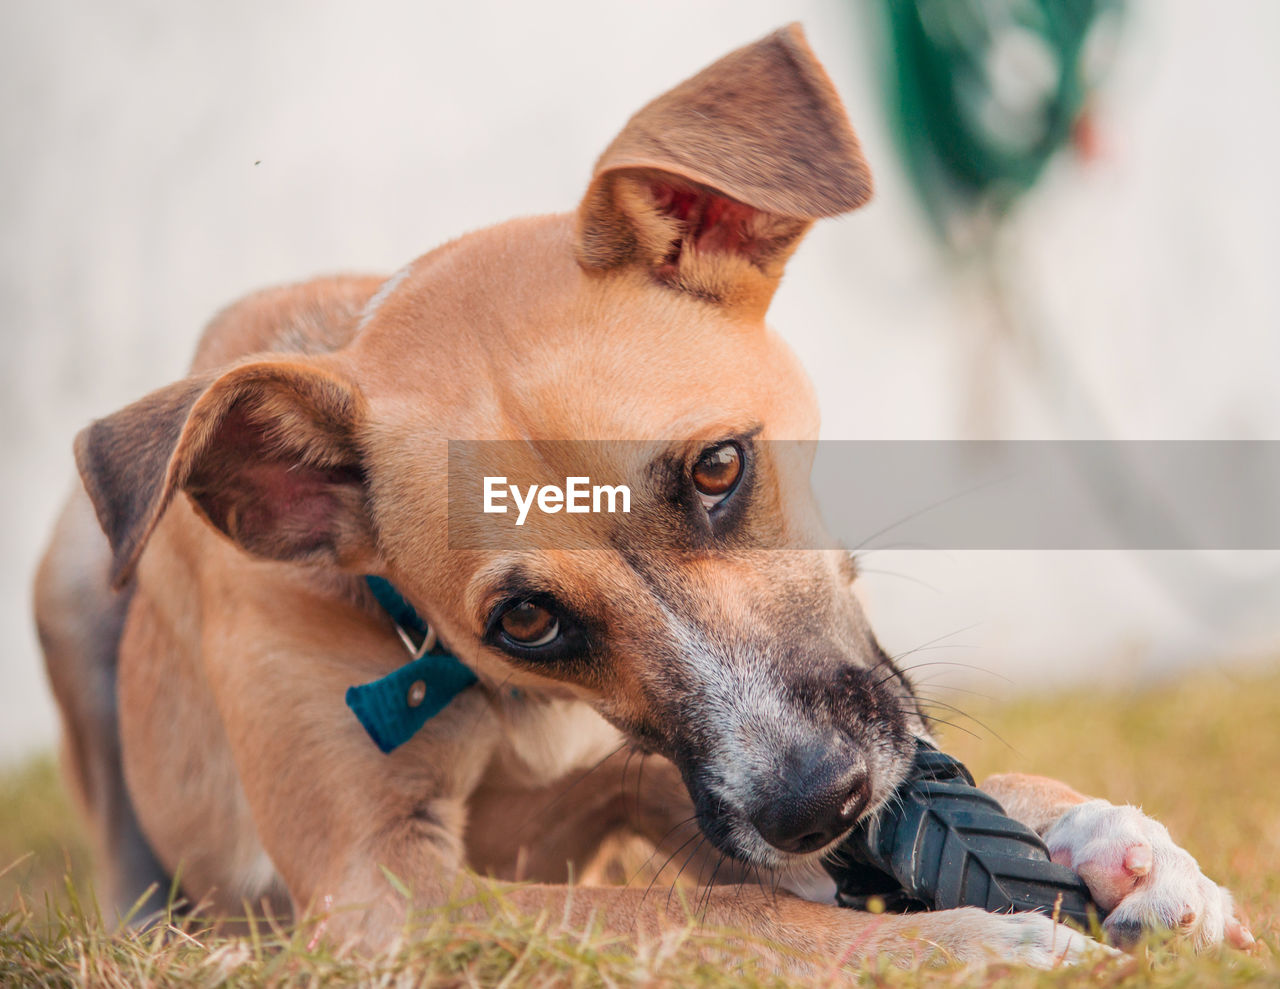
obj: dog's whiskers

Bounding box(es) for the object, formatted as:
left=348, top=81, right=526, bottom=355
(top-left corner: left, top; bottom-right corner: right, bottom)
left=851, top=565, right=944, bottom=594
left=632, top=815, right=698, bottom=887
left=846, top=474, right=1012, bottom=556
left=913, top=693, right=1017, bottom=754
left=665, top=835, right=710, bottom=915
left=916, top=711, right=984, bottom=742
left=909, top=679, right=996, bottom=701
left=889, top=624, right=980, bottom=664
left=618, top=747, right=639, bottom=817
left=892, top=659, right=1014, bottom=685
left=693, top=850, right=730, bottom=921
left=644, top=826, right=704, bottom=906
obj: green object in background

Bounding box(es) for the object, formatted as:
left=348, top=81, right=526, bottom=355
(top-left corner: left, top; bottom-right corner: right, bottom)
left=870, top=3, right=1280, bottom=618
left=877, top=0, right=1122, bottom=245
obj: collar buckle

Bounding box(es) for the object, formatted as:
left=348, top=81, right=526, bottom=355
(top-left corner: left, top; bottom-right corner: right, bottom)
left=393, top=619, right=438, bottom=661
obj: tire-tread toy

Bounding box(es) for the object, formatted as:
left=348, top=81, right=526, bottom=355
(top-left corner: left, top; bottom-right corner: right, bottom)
left=825, top=742, right=1101, bottom=929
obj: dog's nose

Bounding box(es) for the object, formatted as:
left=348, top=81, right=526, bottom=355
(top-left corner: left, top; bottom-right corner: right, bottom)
left=749, top=748, right=870, bottom=855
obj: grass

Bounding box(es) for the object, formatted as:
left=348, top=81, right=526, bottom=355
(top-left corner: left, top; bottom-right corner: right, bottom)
left=1, top=664, right=1277, bottom=986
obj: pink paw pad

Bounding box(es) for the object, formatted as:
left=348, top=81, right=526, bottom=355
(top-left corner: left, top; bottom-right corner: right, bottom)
left=1225, top=916, right=1256, bottom=949
left=1123, top=844, right=1152, bottom=876
left=1071, top=843, right=1150, bottom=912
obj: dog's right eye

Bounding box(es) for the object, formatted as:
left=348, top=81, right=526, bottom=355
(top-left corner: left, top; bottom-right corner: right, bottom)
left=692, top=441, right=743, bottom=509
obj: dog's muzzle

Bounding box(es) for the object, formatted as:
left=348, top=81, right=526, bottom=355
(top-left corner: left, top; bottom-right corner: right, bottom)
left=747, top=741, right=870, bottom=855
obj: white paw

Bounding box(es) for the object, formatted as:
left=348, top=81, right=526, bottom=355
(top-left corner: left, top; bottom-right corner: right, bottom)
left=1045, top=800, right=1254, bottom=951
left=942, top=909, right=1112, bottom=969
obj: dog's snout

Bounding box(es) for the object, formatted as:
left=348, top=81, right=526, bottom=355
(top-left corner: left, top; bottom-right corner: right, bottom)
left=748, top=745, right=869, bottom=855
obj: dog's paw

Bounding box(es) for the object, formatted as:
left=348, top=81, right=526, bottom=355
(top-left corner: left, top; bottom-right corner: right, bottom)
left=913, top=908, right=1112, bottom=969
left=1044, top=799, right=1254, bottom=951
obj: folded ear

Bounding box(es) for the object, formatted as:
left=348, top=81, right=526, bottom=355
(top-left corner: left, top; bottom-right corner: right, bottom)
left=75, top=359, right=376, bottom=587
left=576, top=23, right=872, bottom=314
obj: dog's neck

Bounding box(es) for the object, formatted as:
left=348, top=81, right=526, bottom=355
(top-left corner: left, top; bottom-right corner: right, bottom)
left=364, top=576, right=436, bottom=657
left=344, top=575, right=479, bottom=754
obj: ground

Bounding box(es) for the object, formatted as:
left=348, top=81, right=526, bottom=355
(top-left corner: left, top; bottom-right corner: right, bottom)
left=2, top=664, right=1277, bottom=987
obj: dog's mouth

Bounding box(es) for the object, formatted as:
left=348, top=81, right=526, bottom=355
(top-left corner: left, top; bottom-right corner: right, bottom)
left=611, top=649, right=925, bottom=873
left=660, top=655, right=923, bottom=871
left=679, top=737, right=915, bottom=872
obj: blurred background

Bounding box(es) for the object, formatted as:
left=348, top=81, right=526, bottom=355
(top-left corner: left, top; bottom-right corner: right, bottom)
left=2, top=0, right=1277, bottom=764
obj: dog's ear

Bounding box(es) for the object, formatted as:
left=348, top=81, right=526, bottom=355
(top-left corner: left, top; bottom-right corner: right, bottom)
left=75, top=359, right=376, bottom=587
left=576, top=23, right=872, bottom=314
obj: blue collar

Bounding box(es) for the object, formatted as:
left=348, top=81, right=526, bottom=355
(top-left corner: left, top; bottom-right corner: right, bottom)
left=344, top=576, right=478, bottom=754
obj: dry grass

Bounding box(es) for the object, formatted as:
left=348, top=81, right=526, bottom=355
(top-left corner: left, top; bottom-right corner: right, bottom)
left=2, top=664, right=1278, bottom=986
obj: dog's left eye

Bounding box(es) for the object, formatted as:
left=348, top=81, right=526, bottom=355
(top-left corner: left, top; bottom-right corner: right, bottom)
left=692, top=441, right=743, bottom=509
left=499, top=600, right=560, bottom=647
left=486, top=594, right=589, bottom=662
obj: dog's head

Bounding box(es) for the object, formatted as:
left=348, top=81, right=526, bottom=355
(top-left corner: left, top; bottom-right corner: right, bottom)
left=76, top=25, right=923, bottom=871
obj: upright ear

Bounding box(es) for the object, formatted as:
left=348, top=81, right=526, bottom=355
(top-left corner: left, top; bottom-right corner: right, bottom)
left=576, top=23, right=872, bottom=314
left=74, top=359, right=377, bottom=587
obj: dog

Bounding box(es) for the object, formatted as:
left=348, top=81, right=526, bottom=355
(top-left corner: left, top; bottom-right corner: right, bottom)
left=35, top=24, right=1252, bottom=968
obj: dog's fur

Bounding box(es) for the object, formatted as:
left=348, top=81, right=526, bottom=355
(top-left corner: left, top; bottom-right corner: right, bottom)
left=35, top=25, right=1250, bottom=968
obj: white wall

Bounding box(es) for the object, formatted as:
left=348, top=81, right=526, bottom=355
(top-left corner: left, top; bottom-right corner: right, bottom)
left=3, top=0, right=1278, bottom=761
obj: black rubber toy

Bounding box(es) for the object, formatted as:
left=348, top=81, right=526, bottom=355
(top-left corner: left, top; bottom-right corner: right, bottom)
left=825, top=741, right=1101, bottom=929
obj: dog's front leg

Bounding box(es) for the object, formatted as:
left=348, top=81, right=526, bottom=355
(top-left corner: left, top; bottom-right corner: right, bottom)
left=307, top=747, right=1098, bottom=969
left=491, top=880, right=1106, bottom=970
left=319, top=848, right=1101, bottom=971
left=465, top=755, right=1099, bottom=968
left=981, top=774, right=1253, bottom=949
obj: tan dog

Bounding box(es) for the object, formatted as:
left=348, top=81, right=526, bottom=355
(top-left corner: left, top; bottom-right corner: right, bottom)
left=35, top=25, right=1251, bottom=968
